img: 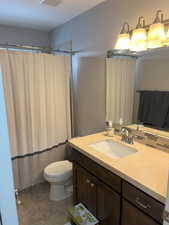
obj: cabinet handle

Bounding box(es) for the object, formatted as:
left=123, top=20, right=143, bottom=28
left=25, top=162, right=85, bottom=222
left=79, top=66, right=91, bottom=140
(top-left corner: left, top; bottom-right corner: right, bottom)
left=90, top=183, right=95, bottom=187
left=86, top=179, right=90, bottom=184
left=136, top=197, right=151, bottom=209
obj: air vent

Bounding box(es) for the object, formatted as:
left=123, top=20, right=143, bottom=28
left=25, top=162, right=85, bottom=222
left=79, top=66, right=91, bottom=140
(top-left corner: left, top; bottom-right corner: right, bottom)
left=40, top=0, right=63, bottom=7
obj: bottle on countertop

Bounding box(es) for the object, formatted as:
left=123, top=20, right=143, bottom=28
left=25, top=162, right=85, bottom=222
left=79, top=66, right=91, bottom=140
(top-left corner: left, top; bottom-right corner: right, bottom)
left=105, top=121, right=114, bottom=137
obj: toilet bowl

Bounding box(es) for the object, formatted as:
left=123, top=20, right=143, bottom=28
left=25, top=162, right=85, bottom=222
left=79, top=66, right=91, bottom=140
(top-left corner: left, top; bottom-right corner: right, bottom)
left=44, top=160, right=73, bottom=201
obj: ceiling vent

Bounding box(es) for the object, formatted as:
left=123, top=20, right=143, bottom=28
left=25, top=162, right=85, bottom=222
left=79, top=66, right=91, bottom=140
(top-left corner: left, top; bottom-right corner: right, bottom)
left=40, top=0, right=63, bottom=7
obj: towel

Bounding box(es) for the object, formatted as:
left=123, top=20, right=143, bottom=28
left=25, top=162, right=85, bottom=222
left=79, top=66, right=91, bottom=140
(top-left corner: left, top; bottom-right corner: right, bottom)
left=138, top=91, right=169, bottom=128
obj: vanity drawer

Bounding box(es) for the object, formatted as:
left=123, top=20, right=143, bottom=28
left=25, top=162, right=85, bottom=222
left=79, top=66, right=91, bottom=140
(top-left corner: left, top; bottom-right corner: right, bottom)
left=122, top=200, right=159, bottom=225
left=122, top=181, right=164, bottom=224
left=72, top=149, right=122, bottom=193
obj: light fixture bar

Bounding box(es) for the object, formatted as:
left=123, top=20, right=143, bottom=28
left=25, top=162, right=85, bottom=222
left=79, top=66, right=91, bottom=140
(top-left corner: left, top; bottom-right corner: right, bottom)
left=107, top=50, right=139, bottom=58
left=128, top=18, right=169, bottom=34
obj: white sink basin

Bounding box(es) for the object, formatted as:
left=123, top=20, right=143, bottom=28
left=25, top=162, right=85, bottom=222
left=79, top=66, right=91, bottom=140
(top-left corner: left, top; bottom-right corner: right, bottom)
left=89, top=140, right=137, bottom=159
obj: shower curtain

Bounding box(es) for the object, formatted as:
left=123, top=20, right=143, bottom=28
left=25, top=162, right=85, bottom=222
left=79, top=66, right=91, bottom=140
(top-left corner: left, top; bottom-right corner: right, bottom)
left=0, top=50, right=71, bottom=190
left=106, top=57, right=136, bottom=125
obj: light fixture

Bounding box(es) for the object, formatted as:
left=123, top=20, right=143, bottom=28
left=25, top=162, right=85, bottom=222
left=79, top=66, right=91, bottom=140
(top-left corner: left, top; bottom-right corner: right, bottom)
left=113, top=10, right=169, bottom=53
left=130, top=17, right=147, bottom=52
left=147, top=10, right=166, bottom=49
left=114, top=23, right=130, bottom=50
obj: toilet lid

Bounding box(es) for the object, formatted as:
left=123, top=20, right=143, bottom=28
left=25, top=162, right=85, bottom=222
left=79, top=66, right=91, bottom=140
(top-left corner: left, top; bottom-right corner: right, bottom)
left=44, top=160, right=72, bottom=177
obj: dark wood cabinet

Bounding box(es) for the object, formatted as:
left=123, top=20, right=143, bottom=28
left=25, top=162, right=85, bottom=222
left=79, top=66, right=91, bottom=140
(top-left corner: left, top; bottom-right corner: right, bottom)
left=97, top=183, right=120, bottom=225
left=72, top=149, right=121, bottom=193
left=74, top=163, right=121, bottom=224
left=72, top=149, right=164, bottom=225
left=122, top=200, right=159, bottom=225
left=122, top=181, right=164, bottom=224
left=76, top=164, right=97, bottom=216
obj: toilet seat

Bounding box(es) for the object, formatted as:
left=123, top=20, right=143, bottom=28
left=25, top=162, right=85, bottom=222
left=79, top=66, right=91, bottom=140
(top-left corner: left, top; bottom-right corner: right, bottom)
left=44, top=160, right=72, bottom=182
left=44, top=160, right=73, bottom=201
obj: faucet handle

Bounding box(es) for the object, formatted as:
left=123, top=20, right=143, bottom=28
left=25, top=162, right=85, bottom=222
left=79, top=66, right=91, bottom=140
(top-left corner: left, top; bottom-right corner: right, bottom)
left=121, top=127, right=129, bottom=135
left=128, top=133, right=134, bottom=144
left=120, top=127, right=134, bottom=144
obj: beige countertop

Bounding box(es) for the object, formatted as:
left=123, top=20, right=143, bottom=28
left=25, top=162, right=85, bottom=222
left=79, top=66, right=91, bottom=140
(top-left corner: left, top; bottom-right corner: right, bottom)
left=69, top=132, right=169, bottom=204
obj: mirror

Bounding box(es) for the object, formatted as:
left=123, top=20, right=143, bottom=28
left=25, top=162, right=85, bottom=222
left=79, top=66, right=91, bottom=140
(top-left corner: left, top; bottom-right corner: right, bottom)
left=106, top=48, right=169, bottom=134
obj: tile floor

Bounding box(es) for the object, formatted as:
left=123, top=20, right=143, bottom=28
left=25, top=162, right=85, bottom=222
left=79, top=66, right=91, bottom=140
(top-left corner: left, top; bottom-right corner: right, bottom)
left=17, top=182, right=73, bottom=225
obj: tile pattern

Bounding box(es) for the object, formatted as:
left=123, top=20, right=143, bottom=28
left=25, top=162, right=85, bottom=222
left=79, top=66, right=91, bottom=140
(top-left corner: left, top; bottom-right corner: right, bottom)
left=115, top=126, right=169, bottom=153
left=17, top=182, right=73, bottom=225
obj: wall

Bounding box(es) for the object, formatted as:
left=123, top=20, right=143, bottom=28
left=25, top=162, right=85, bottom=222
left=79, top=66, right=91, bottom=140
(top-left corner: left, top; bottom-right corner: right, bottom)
left=50, top=0, right=169, bottom=54
left=133, top=55, right=169, bottom=122
left=136, top=57, right=169, bottom=91
left=0, top=24, right=50, bottom=47
left=50, top=0, right=169, bottom=135
left=0, top=68, right=19, bottom=225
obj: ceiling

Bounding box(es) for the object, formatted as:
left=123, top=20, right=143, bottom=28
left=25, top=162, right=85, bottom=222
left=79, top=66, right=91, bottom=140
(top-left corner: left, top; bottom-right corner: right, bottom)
left=0, top=0, right=106, bottom=31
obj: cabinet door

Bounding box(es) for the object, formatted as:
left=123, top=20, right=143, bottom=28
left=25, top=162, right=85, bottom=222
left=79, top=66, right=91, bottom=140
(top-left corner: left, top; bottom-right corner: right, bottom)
left=73, top=163, right=78, bottom=204
left=97, top=184, right=121, bottom=225
left=76, top=164, right=97, bottom=216
left=122, top=200, right=159, bottom=225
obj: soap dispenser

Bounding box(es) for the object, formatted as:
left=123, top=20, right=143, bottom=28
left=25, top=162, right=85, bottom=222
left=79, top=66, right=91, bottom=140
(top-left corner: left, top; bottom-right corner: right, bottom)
left=105, top=121, right=114, bottom=137
left=114, top=118, right=124, bottom=135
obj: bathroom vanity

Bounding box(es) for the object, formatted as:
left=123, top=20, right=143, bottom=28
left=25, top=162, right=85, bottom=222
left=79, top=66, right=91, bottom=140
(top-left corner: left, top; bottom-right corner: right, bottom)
left=69, top=132, right=169, bottom=225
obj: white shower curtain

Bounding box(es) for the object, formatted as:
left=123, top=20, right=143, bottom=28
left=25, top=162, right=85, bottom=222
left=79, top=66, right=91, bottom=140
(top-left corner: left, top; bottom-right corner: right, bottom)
left=106, top=57, right=136, bottom=125
left=0, top=50, right=71, bottom=189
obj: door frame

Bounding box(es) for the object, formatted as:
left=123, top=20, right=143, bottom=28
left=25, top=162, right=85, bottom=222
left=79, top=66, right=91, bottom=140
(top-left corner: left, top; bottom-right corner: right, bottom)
left=0, top=67, right=19, bottom=225
left=0, top=212, right=3, bottom=225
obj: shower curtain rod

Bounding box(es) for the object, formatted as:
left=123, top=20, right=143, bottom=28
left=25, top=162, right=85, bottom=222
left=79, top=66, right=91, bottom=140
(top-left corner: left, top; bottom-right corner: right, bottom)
left=0, top=43, right=76, bottom=54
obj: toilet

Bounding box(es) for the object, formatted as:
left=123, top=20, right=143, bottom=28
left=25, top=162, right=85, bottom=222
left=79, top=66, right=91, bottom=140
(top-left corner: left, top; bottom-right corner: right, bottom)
left=44, top=160, right=73, bottom=201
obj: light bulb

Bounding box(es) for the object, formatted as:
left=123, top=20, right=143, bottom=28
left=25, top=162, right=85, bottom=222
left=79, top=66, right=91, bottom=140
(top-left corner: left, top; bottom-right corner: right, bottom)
left=114, top=22, right=130, bottom=50
left=147, top=10, right=165, bottom=49
left=148, top=23, right=165, bottom=48
left=130, top=28, right=147, bottom=51
left=114, top=33, right=130, bottom=50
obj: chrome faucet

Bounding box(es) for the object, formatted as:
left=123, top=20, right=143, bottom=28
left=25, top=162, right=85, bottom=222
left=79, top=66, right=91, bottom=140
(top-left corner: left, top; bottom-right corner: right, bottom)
left=121, top=127, right=134, bottom=144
